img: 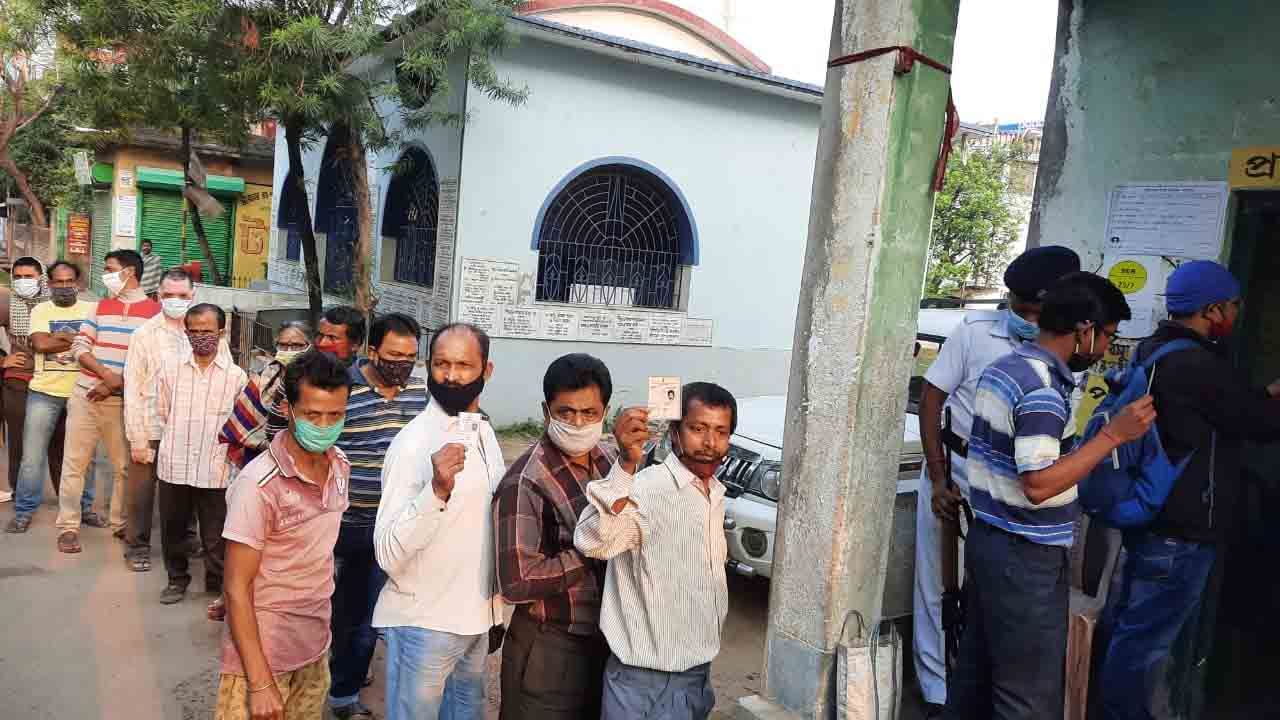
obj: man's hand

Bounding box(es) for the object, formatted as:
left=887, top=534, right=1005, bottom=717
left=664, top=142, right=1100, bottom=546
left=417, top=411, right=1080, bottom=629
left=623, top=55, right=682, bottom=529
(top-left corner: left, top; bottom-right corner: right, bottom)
left=100, top=369, right=124, bottom=393
left=930, top=478, right=964, bottom=524
left=131, top=446, right=155, bottom=464
left=2, top=352, right=27, bottom=369
left=53, top=330, right=76, bottom=344
left=431, top=443, right=466, bottom=501
left=246, top=681, right=284, bottom=720
left=613, top=407, right=650, bottom=472
left=87, top=382, right=113, bottom=402
left=1104, top=395, right=1157, bottom=444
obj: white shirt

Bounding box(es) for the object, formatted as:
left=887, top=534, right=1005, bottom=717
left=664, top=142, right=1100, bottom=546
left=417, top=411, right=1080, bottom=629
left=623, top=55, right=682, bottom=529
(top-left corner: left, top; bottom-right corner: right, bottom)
left=372, top=397, right=506, bottom=636
left=924, top=309, right=1022, bottom=446
left=575, top=454, right=728, bottom=673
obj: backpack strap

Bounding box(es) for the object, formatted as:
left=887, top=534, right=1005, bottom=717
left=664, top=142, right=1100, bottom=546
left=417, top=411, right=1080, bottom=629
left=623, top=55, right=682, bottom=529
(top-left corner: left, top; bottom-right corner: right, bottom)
left=1138, top=338, right=1201, bottom=371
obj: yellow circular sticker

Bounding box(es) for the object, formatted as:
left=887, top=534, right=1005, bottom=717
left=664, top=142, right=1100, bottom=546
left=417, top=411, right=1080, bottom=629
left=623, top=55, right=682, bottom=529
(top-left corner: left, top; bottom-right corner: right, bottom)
left=1108, top=260, right=1148, bottom=295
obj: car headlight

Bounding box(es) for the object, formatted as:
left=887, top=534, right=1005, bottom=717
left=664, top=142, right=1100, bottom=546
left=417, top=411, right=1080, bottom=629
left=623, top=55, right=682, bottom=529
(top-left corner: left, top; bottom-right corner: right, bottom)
left=755, top=465, right=782, bottom=501
left=741, top=528, right=769, bottom=558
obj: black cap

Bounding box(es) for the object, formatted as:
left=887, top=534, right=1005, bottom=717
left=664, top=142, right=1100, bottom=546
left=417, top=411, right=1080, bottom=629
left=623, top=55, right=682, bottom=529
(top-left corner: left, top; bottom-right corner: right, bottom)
left=1004, top=246, right=1081, bottom=300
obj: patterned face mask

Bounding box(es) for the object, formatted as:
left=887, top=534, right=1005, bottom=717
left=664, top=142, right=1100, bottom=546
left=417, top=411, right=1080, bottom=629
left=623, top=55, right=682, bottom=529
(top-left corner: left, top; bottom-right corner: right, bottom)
left=188, top=333, right=220, bottom=357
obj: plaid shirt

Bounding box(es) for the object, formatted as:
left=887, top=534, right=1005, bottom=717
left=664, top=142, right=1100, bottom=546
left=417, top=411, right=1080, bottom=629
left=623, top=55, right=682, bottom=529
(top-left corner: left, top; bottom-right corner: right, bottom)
left=493, top=435, right=616, bottom=636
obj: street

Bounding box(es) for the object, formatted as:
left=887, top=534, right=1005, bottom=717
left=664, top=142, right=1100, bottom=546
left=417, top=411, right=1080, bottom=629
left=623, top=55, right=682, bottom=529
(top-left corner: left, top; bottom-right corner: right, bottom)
left=0, top=441, right=776, bottom=719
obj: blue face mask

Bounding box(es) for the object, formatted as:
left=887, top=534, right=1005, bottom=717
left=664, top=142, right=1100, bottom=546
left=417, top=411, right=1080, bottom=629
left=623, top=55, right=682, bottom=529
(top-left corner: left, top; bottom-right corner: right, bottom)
left=1006, top=310, right=1040, bottom=342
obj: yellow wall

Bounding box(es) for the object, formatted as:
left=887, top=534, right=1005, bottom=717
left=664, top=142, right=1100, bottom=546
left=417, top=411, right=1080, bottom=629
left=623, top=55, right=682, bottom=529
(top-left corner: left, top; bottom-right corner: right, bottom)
left=233, top=184, right=273, bottom=286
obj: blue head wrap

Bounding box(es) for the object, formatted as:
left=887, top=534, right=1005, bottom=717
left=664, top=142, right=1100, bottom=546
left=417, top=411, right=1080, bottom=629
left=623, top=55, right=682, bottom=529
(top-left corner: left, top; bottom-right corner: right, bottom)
left=1165, top=261, right=1240, bottom=315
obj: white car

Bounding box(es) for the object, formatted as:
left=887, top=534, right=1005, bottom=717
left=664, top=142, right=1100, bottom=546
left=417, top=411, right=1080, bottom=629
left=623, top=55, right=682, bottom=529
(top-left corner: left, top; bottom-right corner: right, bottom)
left=708, top=308, right=967, bottom=618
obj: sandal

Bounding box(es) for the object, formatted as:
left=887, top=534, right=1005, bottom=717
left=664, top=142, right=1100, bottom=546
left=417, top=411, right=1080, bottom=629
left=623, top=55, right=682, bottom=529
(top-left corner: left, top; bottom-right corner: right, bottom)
left=57, top=531, right=82, bottom=554
left=127, top=555, right=152, bottom=572
left=207, top=596, right=226, bottom=622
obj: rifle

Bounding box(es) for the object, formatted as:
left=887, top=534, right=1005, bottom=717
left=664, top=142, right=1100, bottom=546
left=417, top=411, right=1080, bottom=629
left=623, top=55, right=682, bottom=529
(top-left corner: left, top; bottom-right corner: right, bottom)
left=939, top=407, right=969, bottom=681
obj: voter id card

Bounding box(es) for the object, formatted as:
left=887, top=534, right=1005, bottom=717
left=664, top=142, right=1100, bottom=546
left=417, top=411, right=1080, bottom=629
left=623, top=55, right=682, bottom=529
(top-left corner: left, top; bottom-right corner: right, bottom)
left=648, top=377, right=682, bottom=421
left=447, top=413, right=483, bottom=447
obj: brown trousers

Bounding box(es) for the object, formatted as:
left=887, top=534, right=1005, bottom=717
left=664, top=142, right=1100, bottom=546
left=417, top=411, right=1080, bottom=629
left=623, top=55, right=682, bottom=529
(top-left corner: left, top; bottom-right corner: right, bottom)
left=3, top=378, right=64, bottom=494
left=500, top=607, right=609, bottom=720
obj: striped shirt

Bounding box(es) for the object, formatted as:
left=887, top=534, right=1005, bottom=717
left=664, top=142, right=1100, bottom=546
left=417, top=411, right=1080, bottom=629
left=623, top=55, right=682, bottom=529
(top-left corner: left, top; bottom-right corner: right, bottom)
left=156, top=348, right=248, bottom=488
left=140, top=252, right=164, bottom=295
left=336, top=360, right=429, bottom=526
left=967, top=343, right=1079, bottom=547
left=71, top=290, right=161, bottom=392
left=124, top=314, right=191, bottom=449
left=493, top=437, right=614, bottom=636
left=575, top=454, right=728, bottom=673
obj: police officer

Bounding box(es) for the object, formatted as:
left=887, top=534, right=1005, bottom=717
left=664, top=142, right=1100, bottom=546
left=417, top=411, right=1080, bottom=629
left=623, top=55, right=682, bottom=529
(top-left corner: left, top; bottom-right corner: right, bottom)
left=912, top=245, right=1081, bottom=714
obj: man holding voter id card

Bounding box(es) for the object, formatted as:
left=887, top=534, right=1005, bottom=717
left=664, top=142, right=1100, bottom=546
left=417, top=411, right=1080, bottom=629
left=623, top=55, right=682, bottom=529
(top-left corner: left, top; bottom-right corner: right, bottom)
left=372, top=323, right=506, bottom=720
left=576, top=380, right=736, bottom=720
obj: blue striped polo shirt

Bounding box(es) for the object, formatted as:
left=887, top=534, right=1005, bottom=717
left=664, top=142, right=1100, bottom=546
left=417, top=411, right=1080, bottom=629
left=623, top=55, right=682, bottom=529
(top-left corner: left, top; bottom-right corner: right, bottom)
left=336, top=361, right=429, bottom=526
left=967, top=342, right=1079, bottom=546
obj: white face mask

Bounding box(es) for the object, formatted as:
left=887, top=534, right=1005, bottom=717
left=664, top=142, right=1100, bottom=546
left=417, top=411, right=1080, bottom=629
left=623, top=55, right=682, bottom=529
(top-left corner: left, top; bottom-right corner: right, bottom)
left=12, top=278, right=39, bottom=299
left=161, top=298, right=191, bottom=319
left=546, top=417, right=604, bottom=457
left=102, top=271, right=126, bottom=297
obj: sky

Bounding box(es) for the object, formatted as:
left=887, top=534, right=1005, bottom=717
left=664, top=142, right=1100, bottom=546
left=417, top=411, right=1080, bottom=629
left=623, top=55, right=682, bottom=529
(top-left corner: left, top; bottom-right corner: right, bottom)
left=672, top=0, right=1060, bottom=125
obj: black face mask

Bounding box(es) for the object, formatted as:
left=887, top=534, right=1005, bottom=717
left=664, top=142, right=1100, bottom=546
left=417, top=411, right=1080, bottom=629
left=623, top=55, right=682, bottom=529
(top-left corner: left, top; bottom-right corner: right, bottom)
left=428, top=374, right=485, bottom=416
left=51, top=287, right=78, bottom=307
left=375, top=357, right=415, bottom=388
left=1067, top=327, right=1100, bottom=373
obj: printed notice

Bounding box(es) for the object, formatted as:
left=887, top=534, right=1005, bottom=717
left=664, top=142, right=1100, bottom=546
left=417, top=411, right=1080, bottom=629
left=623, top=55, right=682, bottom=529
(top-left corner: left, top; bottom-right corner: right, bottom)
left=491, top=281, right=518, bottom=306
left=460, top=257, right=522, bottom=305
left=681, top=318, right=714, bottom=346
left=648, top=377, right=682, bottom=421
left=458, top=303, right=501, bottom=333
left=501, top=307, right=541, bottom=338
left=543, top=310, right=579, bottom=340
left=434, top=180, right=460, bottom=326
left=614, top=313, right=650, bottom=344
left=648, top=316, right=683, bottom=345
left=1103, top=182, right=1229, bottom=260
left=460, top=259, right=492, bottom=304
left=578, top=310, right=614, bottom=341
left=114, top=195, right=137, bottom=238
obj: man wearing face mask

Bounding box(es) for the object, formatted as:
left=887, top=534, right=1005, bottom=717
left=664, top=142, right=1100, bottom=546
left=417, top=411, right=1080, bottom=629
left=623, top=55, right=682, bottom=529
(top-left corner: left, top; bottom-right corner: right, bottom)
left=493, top=353, right=633, bottom=719
left=317, top=306, right=366, bottom=364
left=152, top=304, right=247, bottom=605
left=220, top=320, right=313, bottom=469
left=1098, top=261, right=1280, bottom=720
left=122, top=268, right=201, bottom=571
left=217, top=349, right=352, bottom=720
left=373, top=323, right=505, bottom=720
left=0, top=257, right=49, bottom=503
left=912, top=245, right=1081, bottom=712
left=6, top=261, right=96, bottom=533
left=55, top=249, right=160, bottom=554
left=575, top=382, right=734, bottom=720
left=327, top=313, right=428, bottom=720
left=943, top=273, right=1156, bottom=720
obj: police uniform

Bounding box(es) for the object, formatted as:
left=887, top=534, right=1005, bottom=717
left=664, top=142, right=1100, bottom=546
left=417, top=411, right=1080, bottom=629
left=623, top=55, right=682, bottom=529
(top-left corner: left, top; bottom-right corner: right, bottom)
left=913, top=309, right=1021, bottom=705
left=912, top=245, right=1081, bottom=707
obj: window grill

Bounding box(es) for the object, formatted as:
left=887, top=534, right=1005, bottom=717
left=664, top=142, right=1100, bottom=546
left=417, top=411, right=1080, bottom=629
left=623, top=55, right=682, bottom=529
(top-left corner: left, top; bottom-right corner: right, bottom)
left=386, top=149, right=439, bottom=287
left=536, top=165, right=687, bottom=310
left=324, top=206, right=356, bottom=295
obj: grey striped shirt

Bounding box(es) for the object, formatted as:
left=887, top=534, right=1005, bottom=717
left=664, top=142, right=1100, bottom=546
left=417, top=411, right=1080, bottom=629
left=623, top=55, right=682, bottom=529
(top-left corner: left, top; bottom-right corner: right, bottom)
left=575, top=453, right=728, bottom=673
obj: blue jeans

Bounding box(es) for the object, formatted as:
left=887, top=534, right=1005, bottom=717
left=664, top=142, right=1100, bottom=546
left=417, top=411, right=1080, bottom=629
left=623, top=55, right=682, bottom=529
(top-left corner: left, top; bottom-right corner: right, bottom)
left=943, top=520, right=1069, bottom=720
left=601, top=655, right=715, bottom=720
left=14, top=391, right=91, bottom=519
left=1099, top=532, right=1215, bottom=720
left=328, top=523, right=388, bottom=708
left=383, top=625, right=487, bottom=720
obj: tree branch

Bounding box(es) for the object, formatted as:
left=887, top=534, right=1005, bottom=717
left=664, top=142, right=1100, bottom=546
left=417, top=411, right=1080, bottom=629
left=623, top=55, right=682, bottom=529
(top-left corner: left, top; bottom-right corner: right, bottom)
left=14, top=85, right=62, bottom=133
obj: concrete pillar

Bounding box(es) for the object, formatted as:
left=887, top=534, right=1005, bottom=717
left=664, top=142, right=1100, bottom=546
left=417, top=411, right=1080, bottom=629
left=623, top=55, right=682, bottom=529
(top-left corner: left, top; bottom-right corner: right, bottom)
left=760, top=0, right=959, bottom=716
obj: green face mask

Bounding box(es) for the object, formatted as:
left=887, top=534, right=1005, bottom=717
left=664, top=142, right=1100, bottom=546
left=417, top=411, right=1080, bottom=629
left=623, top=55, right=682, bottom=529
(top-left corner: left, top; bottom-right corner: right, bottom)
left=291, top=416, right=344, bottom=453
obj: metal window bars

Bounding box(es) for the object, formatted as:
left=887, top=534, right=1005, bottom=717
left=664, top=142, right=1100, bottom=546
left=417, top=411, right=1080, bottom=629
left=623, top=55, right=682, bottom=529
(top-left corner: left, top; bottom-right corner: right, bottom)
left=394, top=224, right=436, bottom=287
left=536, top=167, right=686, bottom=310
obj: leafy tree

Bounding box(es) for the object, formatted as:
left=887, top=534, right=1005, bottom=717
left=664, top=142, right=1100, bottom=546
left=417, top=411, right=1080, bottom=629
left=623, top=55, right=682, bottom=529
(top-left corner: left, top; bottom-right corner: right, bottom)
left=253, top=0, right=528, bottom=319
left=925, top=140, right=1029, bottom=297
left=0, top=0, right=63, bottom=228
left=0, top=106, right=84, bottom=216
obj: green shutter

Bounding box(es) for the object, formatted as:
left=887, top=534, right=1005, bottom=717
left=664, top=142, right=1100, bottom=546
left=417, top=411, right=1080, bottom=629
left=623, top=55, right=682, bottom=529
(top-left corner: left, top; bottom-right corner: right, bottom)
left=138, top=189, right=234, bottom=284
left=90, top=190, right=112, bottom=294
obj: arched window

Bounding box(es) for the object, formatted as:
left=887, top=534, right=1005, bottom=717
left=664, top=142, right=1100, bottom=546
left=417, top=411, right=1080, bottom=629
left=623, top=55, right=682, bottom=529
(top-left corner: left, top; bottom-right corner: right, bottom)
left=314, top=125, right=357, bottom=294
left=381, top=148, right=439, bottom=287
left=535, top=161, right=696, bottom=310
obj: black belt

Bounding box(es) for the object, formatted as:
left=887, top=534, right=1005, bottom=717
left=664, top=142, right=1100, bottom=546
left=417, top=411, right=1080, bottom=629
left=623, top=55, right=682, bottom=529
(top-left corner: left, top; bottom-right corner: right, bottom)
left=942, top=426, right=968, bottom=459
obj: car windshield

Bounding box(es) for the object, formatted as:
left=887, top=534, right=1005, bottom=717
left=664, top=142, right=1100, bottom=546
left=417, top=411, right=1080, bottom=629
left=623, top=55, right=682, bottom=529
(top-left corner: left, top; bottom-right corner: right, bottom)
left=908, top=332, right=947, bottom=415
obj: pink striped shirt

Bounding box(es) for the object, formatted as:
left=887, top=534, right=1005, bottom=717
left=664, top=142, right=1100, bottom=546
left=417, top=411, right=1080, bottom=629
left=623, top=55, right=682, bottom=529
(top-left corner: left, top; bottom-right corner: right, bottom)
left=71, top=289, right=160, bottom=392
left=156, top=348, right=248, bottom=489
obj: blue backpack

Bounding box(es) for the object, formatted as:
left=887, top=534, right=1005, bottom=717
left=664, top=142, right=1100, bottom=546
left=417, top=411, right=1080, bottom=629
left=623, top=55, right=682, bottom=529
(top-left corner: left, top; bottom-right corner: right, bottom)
left=1078, top=339, right=1200, bottom=528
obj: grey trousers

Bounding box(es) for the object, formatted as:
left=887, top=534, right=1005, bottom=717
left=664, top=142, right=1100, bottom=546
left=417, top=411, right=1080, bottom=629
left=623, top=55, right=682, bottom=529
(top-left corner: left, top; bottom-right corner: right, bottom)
left=601, top=654, right=714, bottom=720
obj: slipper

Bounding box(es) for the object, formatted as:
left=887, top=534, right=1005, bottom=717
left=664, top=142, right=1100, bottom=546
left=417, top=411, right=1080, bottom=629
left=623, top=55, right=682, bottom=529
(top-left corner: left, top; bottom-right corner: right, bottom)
left=207, top=596, right=226, bottom=622
left=57, top=531, right=82, bottom=554
left=127, top=555, right=152, bottom=572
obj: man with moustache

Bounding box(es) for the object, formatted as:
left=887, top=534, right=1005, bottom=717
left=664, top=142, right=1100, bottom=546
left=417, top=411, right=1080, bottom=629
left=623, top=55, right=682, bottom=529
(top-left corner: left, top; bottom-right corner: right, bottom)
left=576, top=382, right=735, bottom=720
left=373, top=323, right=505, bottom=720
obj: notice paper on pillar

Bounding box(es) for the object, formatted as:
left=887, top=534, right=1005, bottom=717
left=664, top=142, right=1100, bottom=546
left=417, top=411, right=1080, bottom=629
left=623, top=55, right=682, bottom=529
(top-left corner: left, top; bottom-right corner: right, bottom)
left=1103, top=182, right=1229, bottom=261
left=1102, top=256, right=1162, bottom=338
